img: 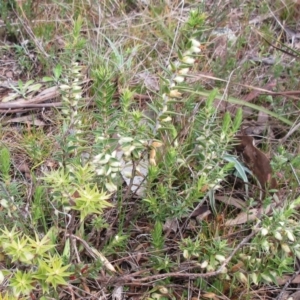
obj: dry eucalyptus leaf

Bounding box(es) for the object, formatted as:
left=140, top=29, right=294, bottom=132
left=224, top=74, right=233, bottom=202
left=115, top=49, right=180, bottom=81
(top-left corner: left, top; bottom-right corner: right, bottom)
left=225, top=203, right=275, bottom=226
left=2, top=93, right=18, bottom=102
left=249, top=13, right=272, bottom=25
left=186, top=219, right=197, bottom=230
left=202, top=292, right=218, bottom=299
left=112, top=286, right=123, bottom=300
left=287, top=291, right=300, bottom=300
left=116, top=150, right=148, bottom=197
left=4, top=116, right=45, bottom=126
left=133, top=71, right=159, bottom=91
left=277, top=275, right=300, bottom=285
left=27, top=83, right=42, bottom=93
left=225, top=208, right=259, bottom=226
left=235, top=135, right=277, bottom=191
left=195, top=209, right=211, bottom=222
left=215, top=196, right=247, bottom=209
left=245, top=110, right=269, bottom=136
left=0, top=86, right=59, bottom=108
left=163, top=218, right=178, bottom=233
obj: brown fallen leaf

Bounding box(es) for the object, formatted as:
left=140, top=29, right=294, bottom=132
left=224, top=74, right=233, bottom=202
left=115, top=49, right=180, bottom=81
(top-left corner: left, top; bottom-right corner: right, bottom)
left=18, top=163, right=31, bottom=180
left=231, top=261, right=245, bottom=272
left=235, top=135, right=277, bottom=191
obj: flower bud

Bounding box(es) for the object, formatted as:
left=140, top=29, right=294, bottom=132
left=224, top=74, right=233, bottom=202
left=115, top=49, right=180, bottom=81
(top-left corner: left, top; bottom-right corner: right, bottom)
left=174, top=76, right=185, bottom=83
left=182, top=56, right=195, bottom=64
left=285, top=230, right=295, bottom=242
left=237, top=272, right=248, bottom=284
left=215, top=254, right=226, bottom=262
left=281, top=243, right=291, bottom=253
left=274, top=231, right=283, bottom=241
left=261, top=228, right=268, bottom=236
left=190, top=38, right=201, bottom=47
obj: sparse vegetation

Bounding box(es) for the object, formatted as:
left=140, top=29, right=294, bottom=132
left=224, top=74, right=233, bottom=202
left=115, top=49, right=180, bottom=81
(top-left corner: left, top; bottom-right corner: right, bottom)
left=0, top=1, right=300, bottom=299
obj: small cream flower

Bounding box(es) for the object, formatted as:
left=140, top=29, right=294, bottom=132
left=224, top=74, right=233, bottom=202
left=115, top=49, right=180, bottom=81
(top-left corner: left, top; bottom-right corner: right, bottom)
left=178, top=68, right=190, bottom=75
left=95, top=167, right=105, bottom=176
left=261, top=273, right=272, bottom=282
left=169, top=89, right=182, bottom=98
left=285, top=229, right=295, bottom=242
left=162, top=105, right=168, bottom=112
left=183, top=50, right=192, bottom=56
left=174, top=76, right=185, bottom=83
left=98, top=154, right=111, bottom=165
left=190, top=46, right=201, bottom=53
left=105, top=180, right=117, bottom=192
left=60, top=84, right=70, bottom=90
left=0, top=271, right=5, bottom=284
left=183, top=249, right=189, bottom=259
left=251, top=273, right=258, bottom=285
left=0, top=199, right=8, bottom=208
left=274, top=231, right=283, bottom=241
left=261, top=228, right=268, bottom=236
left=182, top=56, right=195, bottom=64
left=215, top=254, right=226, bottom=262
left=110, top=161, right=121, bottom=168
left=237, top=272, right=248, bottom=284
left=159, top=287, right=168, bottom=294
left=161, top=116, right=172, bottom=122
left=119, top=137, right=134, bottom=144
left=261, top=240, right=269, bottom=252
left=190, top=38, right=201, bottom=47
left=123, top=145, right=136, bottom=157
left=281, top=243, right=291, bottom=253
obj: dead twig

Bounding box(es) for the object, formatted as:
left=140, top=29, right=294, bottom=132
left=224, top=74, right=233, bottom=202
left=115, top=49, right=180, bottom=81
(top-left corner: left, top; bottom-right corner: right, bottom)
left=96, top=222, right=260, bottom=286
left=276, top=268, right=300, bottom=300
left=0, top=86, right=60, bottom=109
left=134, top=222, right=259, bottom=282
left=279, top=119, right=300, bottom=144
